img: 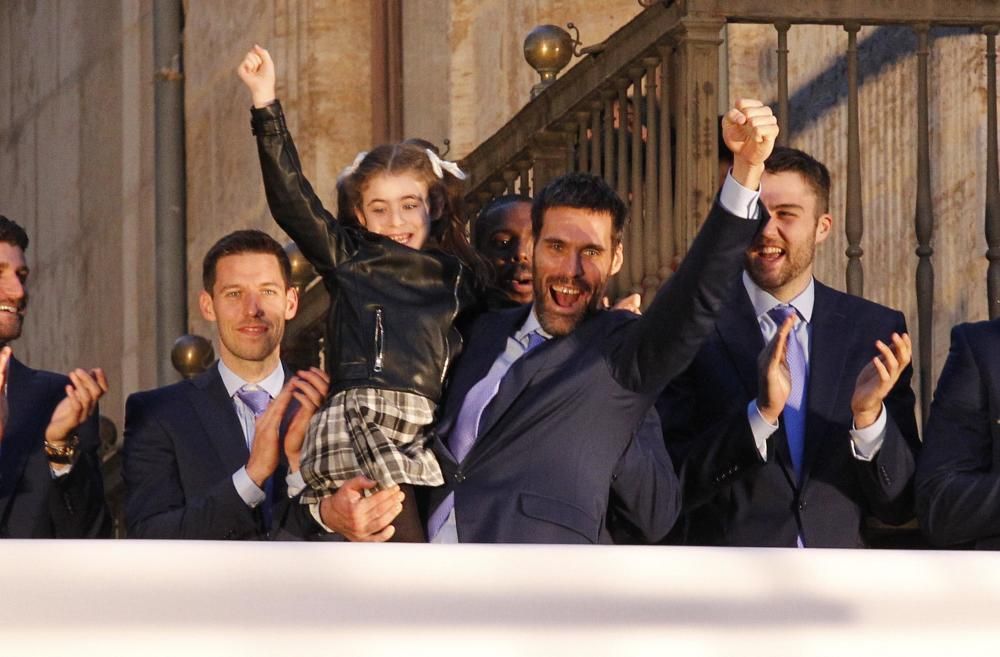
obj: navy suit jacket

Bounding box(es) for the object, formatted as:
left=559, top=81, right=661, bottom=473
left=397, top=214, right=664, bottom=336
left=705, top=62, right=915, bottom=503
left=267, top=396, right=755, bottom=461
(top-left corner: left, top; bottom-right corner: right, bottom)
left=659, top=280, right=920, bottom=547
left=123, top=364, right=319, bottom=539
left=0, top=358, right=110, bottom=538
left=428, top=200, right=760, bottom=543
left=917, top=319, right=1000, bottom=548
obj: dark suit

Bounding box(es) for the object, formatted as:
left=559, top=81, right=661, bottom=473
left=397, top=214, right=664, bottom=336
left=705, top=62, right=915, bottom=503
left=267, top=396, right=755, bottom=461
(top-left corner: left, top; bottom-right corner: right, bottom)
left=0, top=357, right=110, bottom=538
left=123, top=364, right=319, bottom=539
left=658, top=280, right=919, bottom=547
left=917, top=320, right=1000, bottom=548
left=428, top=200, right=759, bottom=543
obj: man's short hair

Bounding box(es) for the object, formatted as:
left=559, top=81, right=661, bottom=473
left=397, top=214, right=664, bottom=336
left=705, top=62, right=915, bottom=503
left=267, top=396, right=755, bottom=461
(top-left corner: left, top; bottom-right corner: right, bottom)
left=765, top=146, right=832, bottom=215
left=473, top=194, right=532, bottom=250
left=0, top=215, right=29, bottom=251
left=202, top=229, right=291, bottom=292
left=531, top=172, right=629, bottom=246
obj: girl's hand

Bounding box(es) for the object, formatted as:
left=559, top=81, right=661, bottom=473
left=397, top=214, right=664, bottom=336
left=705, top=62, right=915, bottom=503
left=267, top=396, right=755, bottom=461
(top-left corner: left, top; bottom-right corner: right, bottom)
left=237, top=44, right=277, bottom=109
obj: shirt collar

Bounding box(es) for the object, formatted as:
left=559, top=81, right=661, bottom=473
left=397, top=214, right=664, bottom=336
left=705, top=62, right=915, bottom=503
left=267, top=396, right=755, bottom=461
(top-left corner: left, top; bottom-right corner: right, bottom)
left=217, top=359, right=285, bottom=399
left=742, top=270, right=815, bottom=324
left=517, top=306, right=553, bottom=344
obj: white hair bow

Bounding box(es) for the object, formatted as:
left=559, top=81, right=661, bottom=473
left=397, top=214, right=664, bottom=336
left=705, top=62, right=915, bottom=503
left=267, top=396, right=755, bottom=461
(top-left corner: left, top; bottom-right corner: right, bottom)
left=425, top=148, right=467, bottom=180
left=337, top=151, right=368, bottom=181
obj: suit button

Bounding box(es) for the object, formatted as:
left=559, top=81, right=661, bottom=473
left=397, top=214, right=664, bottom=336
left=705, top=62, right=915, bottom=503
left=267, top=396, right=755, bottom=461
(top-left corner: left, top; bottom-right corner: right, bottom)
left=454, top=471, right=465, bottom=483
left=798, top=501, right=807, bottom=512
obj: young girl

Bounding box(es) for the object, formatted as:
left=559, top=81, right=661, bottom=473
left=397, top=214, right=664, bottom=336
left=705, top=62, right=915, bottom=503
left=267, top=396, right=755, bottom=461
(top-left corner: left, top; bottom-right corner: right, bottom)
left=238, top=45, right=484, bottom=542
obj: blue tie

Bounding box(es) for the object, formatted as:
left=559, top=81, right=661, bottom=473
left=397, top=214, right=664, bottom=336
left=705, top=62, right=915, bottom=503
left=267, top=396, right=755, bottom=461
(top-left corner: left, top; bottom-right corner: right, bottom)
left=427, top=330, right=546, bottom=539
left=768, top=305, right=807, bottom=481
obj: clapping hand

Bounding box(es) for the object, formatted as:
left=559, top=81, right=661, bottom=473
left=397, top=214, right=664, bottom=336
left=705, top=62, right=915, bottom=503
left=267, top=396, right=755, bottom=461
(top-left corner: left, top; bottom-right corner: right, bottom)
left=756, top=314, right=796, bottom=424
left=282, top=368, right=330, bottom=472
left=44, top=368, right=108, bottom=446
left=851, top=332, right=912, bottom=429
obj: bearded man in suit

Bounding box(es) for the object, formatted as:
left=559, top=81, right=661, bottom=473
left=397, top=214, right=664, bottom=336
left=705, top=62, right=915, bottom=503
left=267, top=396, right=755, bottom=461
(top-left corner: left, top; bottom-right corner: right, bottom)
left=425, top=99, right=777, bottom=543
left=658, top=147, right=920, bottom=548
left=0, top=214, right=110, bottom=538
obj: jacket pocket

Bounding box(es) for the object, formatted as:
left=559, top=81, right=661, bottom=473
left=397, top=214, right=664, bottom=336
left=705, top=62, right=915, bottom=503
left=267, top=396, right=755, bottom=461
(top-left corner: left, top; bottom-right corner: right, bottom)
left=518, top=492, right=599, bottom=543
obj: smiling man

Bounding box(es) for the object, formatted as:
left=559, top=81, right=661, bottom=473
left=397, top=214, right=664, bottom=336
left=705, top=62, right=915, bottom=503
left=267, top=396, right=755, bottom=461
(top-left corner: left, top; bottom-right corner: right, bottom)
left=123, top=230, right=402, bottom=540
left=424, top=100, right=776, bottom=544
left=0, top=215, right=110, bottom=538
left=658, top=147, right=920, bottom=548
left=473, top=195, right=535, bottom=308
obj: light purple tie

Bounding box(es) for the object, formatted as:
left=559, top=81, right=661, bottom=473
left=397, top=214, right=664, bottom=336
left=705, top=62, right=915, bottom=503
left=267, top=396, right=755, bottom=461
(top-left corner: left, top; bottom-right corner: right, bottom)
left=768, top=305, right=807, bottom=480
left=235, top=385, right=275, bottom=529
left=427, top=330, right=545, bottom=539
left=236, top=386, right=271, bottom=419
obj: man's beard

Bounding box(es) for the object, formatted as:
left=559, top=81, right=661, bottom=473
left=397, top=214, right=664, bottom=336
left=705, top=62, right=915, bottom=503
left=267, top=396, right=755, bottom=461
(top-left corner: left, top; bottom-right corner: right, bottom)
left=0, top=297, right=26, bottom=343
left=533, top=275, right=603, bottom=337
left=745, top=239, right=815, bottom=293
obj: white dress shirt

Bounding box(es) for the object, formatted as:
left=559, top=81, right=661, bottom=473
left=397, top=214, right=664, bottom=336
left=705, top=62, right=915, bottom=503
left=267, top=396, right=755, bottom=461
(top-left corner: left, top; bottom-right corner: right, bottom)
left=743, top=273, right=888, bottom=462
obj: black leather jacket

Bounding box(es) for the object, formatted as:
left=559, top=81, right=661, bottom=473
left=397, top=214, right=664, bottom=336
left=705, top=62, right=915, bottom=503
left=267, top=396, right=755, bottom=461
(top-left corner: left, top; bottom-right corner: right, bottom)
left=252, top=102, right=480, bottom=400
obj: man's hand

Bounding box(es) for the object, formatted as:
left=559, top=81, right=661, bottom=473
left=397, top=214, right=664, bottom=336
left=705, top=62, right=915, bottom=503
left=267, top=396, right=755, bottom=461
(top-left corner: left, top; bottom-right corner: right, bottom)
left=756, top=314, right=795, bottom=425
left=851, top=332, right=912, bottom=429
left=722, top=99, right=779, bottom=191
left=44, top=368, right=108, bottom=446
left=606, top=293, right=641, bottom=315
left=283, top=367, right=330, bottom=472
left=237, top=44, right=277, bottom=109
left=0, top=345, right=11, bottom=444
left=245, top=381, right=297, bottom=487
left=318, top=475, right=404, bottom=542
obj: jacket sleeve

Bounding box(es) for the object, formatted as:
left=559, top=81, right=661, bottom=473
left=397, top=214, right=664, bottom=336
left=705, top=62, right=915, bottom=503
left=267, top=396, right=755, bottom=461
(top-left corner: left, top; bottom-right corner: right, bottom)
left=852, top=310, right=920, bottom=526
left=251, top=100, right=348, bottom=275
left=122, top=393, right=260, bottom=540
left=658, top=364, right=767, bottom=512
left=47, top=407, right=112, bottom=538
left=608, top=199, right=762, bottom=395
left=605, top=408, right=681, bottom=543
left=916, top=322, right=1000, bottom=546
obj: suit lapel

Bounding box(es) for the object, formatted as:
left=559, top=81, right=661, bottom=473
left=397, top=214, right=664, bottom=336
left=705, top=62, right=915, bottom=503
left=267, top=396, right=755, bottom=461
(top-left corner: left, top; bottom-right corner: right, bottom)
left=715, top=286, right=766, bottom=399
left=186, top=365, right=250, bottom=472
left=800, top=282, right=850, bottom=489
left=475, top=329, right=580, bottom=443
left=465, top=313, right=605, bottom=471
left=437, top=306, right=529, bottom=443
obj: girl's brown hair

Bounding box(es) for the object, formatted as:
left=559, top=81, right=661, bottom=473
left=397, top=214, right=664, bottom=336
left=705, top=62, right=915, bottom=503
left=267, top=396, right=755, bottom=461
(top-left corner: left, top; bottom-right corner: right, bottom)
left=340, top=143, right=487, bottom=284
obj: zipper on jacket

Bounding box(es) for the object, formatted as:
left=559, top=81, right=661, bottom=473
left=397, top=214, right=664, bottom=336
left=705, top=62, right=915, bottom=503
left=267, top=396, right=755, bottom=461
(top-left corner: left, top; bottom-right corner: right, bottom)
left=373, top=306, right=385, bottom=373
left=440, top=267, right=463, bottom=384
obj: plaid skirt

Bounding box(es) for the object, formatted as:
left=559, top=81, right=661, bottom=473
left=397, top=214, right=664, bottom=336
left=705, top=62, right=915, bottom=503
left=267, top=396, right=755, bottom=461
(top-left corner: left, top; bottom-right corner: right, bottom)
left=299, top=388, right=444, bottom=503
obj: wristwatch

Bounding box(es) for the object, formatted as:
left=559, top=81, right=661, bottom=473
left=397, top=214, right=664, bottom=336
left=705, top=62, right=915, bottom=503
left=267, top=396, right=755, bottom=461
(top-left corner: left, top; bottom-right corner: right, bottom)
left=43, top=434, right=80, bottom=465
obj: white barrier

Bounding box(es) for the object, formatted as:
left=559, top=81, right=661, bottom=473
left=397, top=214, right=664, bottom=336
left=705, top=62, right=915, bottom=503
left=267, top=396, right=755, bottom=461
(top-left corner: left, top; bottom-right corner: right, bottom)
left=1, top=541, right=998, bottom=656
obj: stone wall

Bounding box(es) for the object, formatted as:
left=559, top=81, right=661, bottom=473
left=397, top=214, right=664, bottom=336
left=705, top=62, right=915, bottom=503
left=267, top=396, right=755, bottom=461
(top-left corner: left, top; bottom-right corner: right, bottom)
left=0, top=0, right=157, bottom=430
left=403, top=0, right=644, bottom=158
left=183, top=0, right=375, bottom=340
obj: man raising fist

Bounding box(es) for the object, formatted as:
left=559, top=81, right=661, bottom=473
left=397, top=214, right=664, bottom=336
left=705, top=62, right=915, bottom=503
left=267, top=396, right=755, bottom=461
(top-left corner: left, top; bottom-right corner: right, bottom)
left=658, top=144, right=919, bottom=548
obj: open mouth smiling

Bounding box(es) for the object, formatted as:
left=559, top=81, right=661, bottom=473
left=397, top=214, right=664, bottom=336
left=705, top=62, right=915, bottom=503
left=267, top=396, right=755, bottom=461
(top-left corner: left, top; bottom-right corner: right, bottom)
left=550, top=284, right=585, bottom=309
